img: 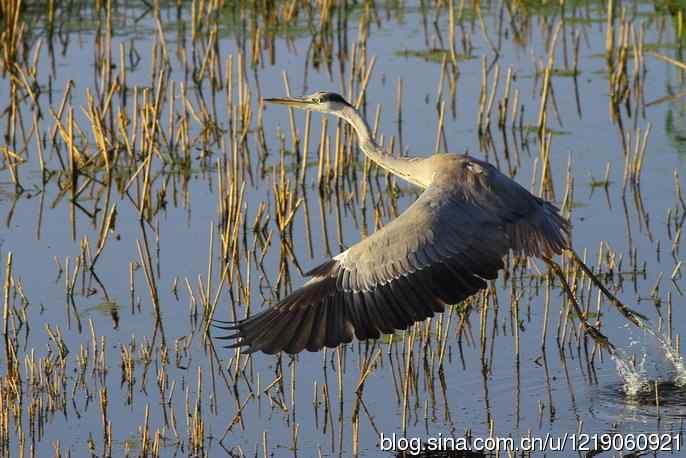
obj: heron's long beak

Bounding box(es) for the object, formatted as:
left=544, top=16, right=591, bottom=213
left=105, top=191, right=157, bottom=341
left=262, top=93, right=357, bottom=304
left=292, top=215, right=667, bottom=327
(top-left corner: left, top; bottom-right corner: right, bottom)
left=263, top=96, right=313, bottom=108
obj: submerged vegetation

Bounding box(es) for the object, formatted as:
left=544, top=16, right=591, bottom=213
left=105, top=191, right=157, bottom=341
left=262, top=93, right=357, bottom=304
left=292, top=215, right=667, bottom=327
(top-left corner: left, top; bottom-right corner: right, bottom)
left=0, top=0, right=685, bottom=456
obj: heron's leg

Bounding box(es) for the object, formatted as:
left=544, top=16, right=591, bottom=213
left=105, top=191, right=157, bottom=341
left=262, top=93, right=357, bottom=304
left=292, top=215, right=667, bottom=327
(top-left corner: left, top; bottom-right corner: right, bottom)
left=540, top=255, right=614, bottom=352
left=565, top=249, right=648, bottom=328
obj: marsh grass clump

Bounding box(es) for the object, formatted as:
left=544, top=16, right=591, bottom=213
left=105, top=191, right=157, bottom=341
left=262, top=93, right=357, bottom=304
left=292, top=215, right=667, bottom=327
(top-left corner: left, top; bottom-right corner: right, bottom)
left=0, top=0, right=25, bottom=75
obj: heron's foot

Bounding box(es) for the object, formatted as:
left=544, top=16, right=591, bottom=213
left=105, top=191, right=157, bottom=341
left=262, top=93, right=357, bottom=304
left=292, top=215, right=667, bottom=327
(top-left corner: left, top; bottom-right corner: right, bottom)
left=566, top=249, right=648, bottom=329
left=581, top=322, right=615, bottom=352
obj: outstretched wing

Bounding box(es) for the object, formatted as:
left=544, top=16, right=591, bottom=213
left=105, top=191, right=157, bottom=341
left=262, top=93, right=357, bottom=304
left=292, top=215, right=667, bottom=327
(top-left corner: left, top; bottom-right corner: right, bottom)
left=215, top=157, right=570, bottom=354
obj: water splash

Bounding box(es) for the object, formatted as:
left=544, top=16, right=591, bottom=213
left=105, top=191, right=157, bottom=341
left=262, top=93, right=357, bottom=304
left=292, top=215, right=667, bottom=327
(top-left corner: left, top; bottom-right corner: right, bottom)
left=611, top=349, right=651, bottom=396
left=613, top=319, right=686, bottom=391
left=644, top=328, right=686, bottom=387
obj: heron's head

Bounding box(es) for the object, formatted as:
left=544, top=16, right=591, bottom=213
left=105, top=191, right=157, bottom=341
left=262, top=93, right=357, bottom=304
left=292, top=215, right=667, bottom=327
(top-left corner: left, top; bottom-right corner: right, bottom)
left=264, top=91, right=352, bottom=116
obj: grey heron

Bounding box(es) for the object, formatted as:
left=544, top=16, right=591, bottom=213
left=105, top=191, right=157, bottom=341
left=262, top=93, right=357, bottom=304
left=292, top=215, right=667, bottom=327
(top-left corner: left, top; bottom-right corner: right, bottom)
left=215, top=91, right=644, bottom=355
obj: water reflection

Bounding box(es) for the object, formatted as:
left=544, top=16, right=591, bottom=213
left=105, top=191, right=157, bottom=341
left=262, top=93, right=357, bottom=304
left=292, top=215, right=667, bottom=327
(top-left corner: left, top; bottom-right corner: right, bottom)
left=592, top=381, right=686, bottom=425
left=666, top=103, right=686, bottom=156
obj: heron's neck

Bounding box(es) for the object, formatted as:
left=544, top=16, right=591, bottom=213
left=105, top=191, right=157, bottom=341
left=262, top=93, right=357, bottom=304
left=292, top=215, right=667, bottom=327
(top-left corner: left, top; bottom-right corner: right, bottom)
left=339, top=105, right=431, bottom=188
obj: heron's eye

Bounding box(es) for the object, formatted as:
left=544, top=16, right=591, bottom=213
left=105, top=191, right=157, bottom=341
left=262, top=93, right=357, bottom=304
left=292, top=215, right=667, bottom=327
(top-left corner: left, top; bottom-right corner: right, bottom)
left=312, top=97, right=321, bottom=104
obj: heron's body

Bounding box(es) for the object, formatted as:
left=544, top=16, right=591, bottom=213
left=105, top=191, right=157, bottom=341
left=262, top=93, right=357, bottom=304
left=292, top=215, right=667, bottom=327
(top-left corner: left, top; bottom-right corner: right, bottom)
left=217, top=91, right=571, bottom=354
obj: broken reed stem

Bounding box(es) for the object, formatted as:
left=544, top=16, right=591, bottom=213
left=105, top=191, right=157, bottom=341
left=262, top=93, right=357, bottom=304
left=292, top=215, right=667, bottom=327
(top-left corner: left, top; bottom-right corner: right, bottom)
left=401, top=325, right=416, bottom=435
left=650, top=52, right=686, bottom=72
left=3, top=252, right=13, bottom=373
left=606, top=0, right=616, bottom=58
left=538, top=22, right=562, bottom=134
left=300, top=111, right=312, bottom=185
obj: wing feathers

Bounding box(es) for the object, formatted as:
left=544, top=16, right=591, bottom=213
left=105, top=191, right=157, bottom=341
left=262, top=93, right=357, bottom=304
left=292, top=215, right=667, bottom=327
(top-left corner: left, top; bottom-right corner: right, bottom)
left=285, top=306, right=317, bottom=354
left=385, top=281, right=417, bottom=326
left=306, top=301, right=328, bottom=352
left=215, top=155, right=571, bottom=354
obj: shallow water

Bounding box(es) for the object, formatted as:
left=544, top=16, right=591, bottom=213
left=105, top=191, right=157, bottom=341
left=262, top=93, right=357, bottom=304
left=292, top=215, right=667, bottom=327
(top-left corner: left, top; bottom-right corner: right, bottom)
left=1, top=1, right=686, bottom=456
